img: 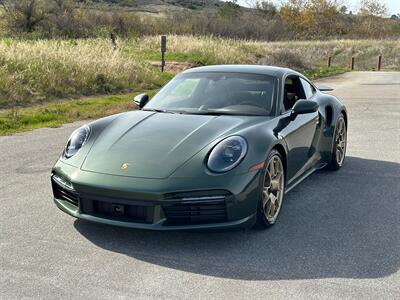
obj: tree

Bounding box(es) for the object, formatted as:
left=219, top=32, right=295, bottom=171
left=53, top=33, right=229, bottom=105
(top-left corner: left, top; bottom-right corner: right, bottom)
left=359, top=0, right=387, bottom=17
left=45, top=0, right=78, bottom=37
left=353, top=0, right=389, bottom=37
left=280, top=0, right=345, bottom=38
left=1, top=0, right=48, bottom=33
left=255, top=1, right=277, bottom=17
left=339, top=5, right=347, bottom=14
left=218, top=0, right=241, bottom=18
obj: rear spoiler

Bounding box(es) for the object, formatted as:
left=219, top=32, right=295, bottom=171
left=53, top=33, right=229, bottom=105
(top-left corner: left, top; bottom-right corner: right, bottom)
left=317, top=85, right=334, bottom=92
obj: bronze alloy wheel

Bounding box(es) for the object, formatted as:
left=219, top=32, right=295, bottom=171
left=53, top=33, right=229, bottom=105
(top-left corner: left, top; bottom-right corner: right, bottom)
left=262, top=154, right=285, bottom=223
left=335, top=117, right=347, bottom=166
left=327, top=114, right=347, bottom=171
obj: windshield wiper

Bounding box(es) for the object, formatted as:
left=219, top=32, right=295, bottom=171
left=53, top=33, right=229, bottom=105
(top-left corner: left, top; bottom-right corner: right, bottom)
left=187, top=110, right=237, bottom=116
left=143, top=109, right=263, bottom=116
left=188, top=110, right=259, bottom=116
left=142, top=108, right=177, bottom=114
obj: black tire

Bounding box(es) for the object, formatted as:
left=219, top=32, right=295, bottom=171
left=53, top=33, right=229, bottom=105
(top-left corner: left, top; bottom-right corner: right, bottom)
left=327, top=113, right=347, bottom=171
left=254, top=149, right=286, bottom=229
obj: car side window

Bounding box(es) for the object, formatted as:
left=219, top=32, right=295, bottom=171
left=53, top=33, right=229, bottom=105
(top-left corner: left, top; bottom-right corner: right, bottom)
left=282, top=76, right=306, bottom=113
left=300, top=78, right=316, bottom=99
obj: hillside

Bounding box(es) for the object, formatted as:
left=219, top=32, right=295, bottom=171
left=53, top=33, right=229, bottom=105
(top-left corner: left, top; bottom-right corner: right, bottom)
left=81, top=0, right=224, bottom=11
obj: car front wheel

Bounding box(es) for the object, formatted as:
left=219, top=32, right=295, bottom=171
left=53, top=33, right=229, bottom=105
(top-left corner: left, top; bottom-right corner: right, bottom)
left=254, top=150, right=285, bottom=229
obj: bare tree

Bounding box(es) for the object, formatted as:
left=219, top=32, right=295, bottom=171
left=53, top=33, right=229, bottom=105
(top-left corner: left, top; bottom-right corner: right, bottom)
left=255, top=1, right=277, bottom=17
left=1, top=0, right=48, bottom=33
left=359, top=0, right=388, bottom=17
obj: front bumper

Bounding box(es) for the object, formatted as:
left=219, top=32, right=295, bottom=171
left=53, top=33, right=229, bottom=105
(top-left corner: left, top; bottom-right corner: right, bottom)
left=52, top=160, right=261, bottom=230
left=54, top=197, right=256, bottom=230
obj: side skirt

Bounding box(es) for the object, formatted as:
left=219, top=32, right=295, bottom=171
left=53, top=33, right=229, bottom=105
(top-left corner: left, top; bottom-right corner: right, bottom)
left=285, top=162, right=327, bottom=194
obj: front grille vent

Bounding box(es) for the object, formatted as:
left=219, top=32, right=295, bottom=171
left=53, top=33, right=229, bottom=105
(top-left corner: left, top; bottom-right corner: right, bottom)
left=163, top=197, right=227, bottom=225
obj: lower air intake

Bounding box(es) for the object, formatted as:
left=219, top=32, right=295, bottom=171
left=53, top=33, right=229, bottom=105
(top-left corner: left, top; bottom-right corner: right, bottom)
left=163, top=197, right=227, bottom=225
left=51, top=176, right=79, bottom=206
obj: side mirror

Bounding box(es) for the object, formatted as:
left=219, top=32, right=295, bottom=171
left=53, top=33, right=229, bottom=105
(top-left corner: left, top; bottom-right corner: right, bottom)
left=317, top=85, right=334, bottom=92
left=133, top=93, right=149, bottom=109
left=292, top=100, right=318, bottom=116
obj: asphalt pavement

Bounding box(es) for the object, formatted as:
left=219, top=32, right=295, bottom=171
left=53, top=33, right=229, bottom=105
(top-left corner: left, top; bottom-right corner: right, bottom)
left=0, top=72, right=399, bottom=299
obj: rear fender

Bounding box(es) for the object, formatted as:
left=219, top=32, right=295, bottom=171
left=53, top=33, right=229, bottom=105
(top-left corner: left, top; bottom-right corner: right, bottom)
left=314, top=92, right=347, bottom=162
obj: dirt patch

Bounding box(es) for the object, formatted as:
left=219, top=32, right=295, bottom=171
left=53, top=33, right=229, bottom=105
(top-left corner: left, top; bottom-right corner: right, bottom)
left=149, top=61, right=197, bottom=73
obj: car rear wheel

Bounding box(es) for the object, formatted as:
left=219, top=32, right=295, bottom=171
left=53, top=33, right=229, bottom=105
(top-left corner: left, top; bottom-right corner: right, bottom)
left=254, top=150, right=285, bottom=229
left=327, top=113, right=347, bottom=170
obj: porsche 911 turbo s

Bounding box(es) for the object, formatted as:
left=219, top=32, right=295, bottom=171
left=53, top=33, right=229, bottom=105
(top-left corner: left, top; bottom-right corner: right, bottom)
left=51, top=65, right=347, bottom=230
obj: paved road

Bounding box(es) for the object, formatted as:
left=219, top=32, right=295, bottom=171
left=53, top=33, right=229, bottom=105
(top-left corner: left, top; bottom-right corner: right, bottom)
left=1, top=72, right=399, bottom=299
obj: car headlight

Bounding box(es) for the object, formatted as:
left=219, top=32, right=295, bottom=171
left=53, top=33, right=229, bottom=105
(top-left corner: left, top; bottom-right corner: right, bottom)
left=207, top=136, right=248, bottom=173
left=63, top=125, right=90, bottom=159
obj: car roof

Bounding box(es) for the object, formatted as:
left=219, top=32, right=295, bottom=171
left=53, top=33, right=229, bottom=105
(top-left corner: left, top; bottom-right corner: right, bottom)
left=182, top=65, right=302, bottom=78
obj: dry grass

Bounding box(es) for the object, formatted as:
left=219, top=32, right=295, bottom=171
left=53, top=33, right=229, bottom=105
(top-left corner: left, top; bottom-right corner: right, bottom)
left=141, top=35, right=400, bottom=70
left=138, top=35, right=267, bottom=64
left=263, top=39, right=400, bottom=70
left=0, top=39, right=165, bottom=108
left=0, top=36, right=399, bottom=109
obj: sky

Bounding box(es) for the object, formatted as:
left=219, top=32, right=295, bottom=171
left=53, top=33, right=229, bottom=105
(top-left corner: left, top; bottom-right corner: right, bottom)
left=226, top=0, right=400, bottom=15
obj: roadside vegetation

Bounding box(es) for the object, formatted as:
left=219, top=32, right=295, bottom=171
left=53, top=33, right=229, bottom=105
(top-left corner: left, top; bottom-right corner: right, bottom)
left=0, top=91, right=158, bottom=135
left=0, top=36, right=399, bottom=134
left=0, top=38, right=168, bottom=108
left=1, top=36, right=398, bottom=109
left=0, top=0, right=399, bottom=134
left=0, top=0, right=399, bottom=40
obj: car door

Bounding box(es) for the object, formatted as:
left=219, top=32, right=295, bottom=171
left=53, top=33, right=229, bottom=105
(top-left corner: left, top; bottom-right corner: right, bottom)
left=278, top=76, right=319, bottom=183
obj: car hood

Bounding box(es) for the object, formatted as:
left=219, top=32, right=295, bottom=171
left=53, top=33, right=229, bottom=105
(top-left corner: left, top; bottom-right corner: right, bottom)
left=82, top=111, right=264, bottom=179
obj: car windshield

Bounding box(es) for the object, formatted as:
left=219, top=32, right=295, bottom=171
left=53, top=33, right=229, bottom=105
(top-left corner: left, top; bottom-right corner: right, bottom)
left=144, top=72, right=276, bottom=116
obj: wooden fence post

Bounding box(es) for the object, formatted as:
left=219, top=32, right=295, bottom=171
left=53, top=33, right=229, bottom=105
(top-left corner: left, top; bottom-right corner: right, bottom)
left=161, top=35, right=167, bottom=72
left=327, top=56, right=332, bottom=68
left=110, top=32, right=117, bottom=51
left=351, top=57, right=355, bottom=70
left=377, top=55, right=382, bottom=71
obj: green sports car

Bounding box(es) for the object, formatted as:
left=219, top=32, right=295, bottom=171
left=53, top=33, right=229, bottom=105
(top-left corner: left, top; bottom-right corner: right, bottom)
left=51, top=65, right=347, bottom=230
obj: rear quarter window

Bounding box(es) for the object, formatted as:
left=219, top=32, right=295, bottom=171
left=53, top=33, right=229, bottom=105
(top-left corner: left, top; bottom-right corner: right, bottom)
left=300, top=78, right=316, bottom=99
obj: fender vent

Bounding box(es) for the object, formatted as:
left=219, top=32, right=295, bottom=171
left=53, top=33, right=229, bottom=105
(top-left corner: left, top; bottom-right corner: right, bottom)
left=325, top=105, right=333, bottom=128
